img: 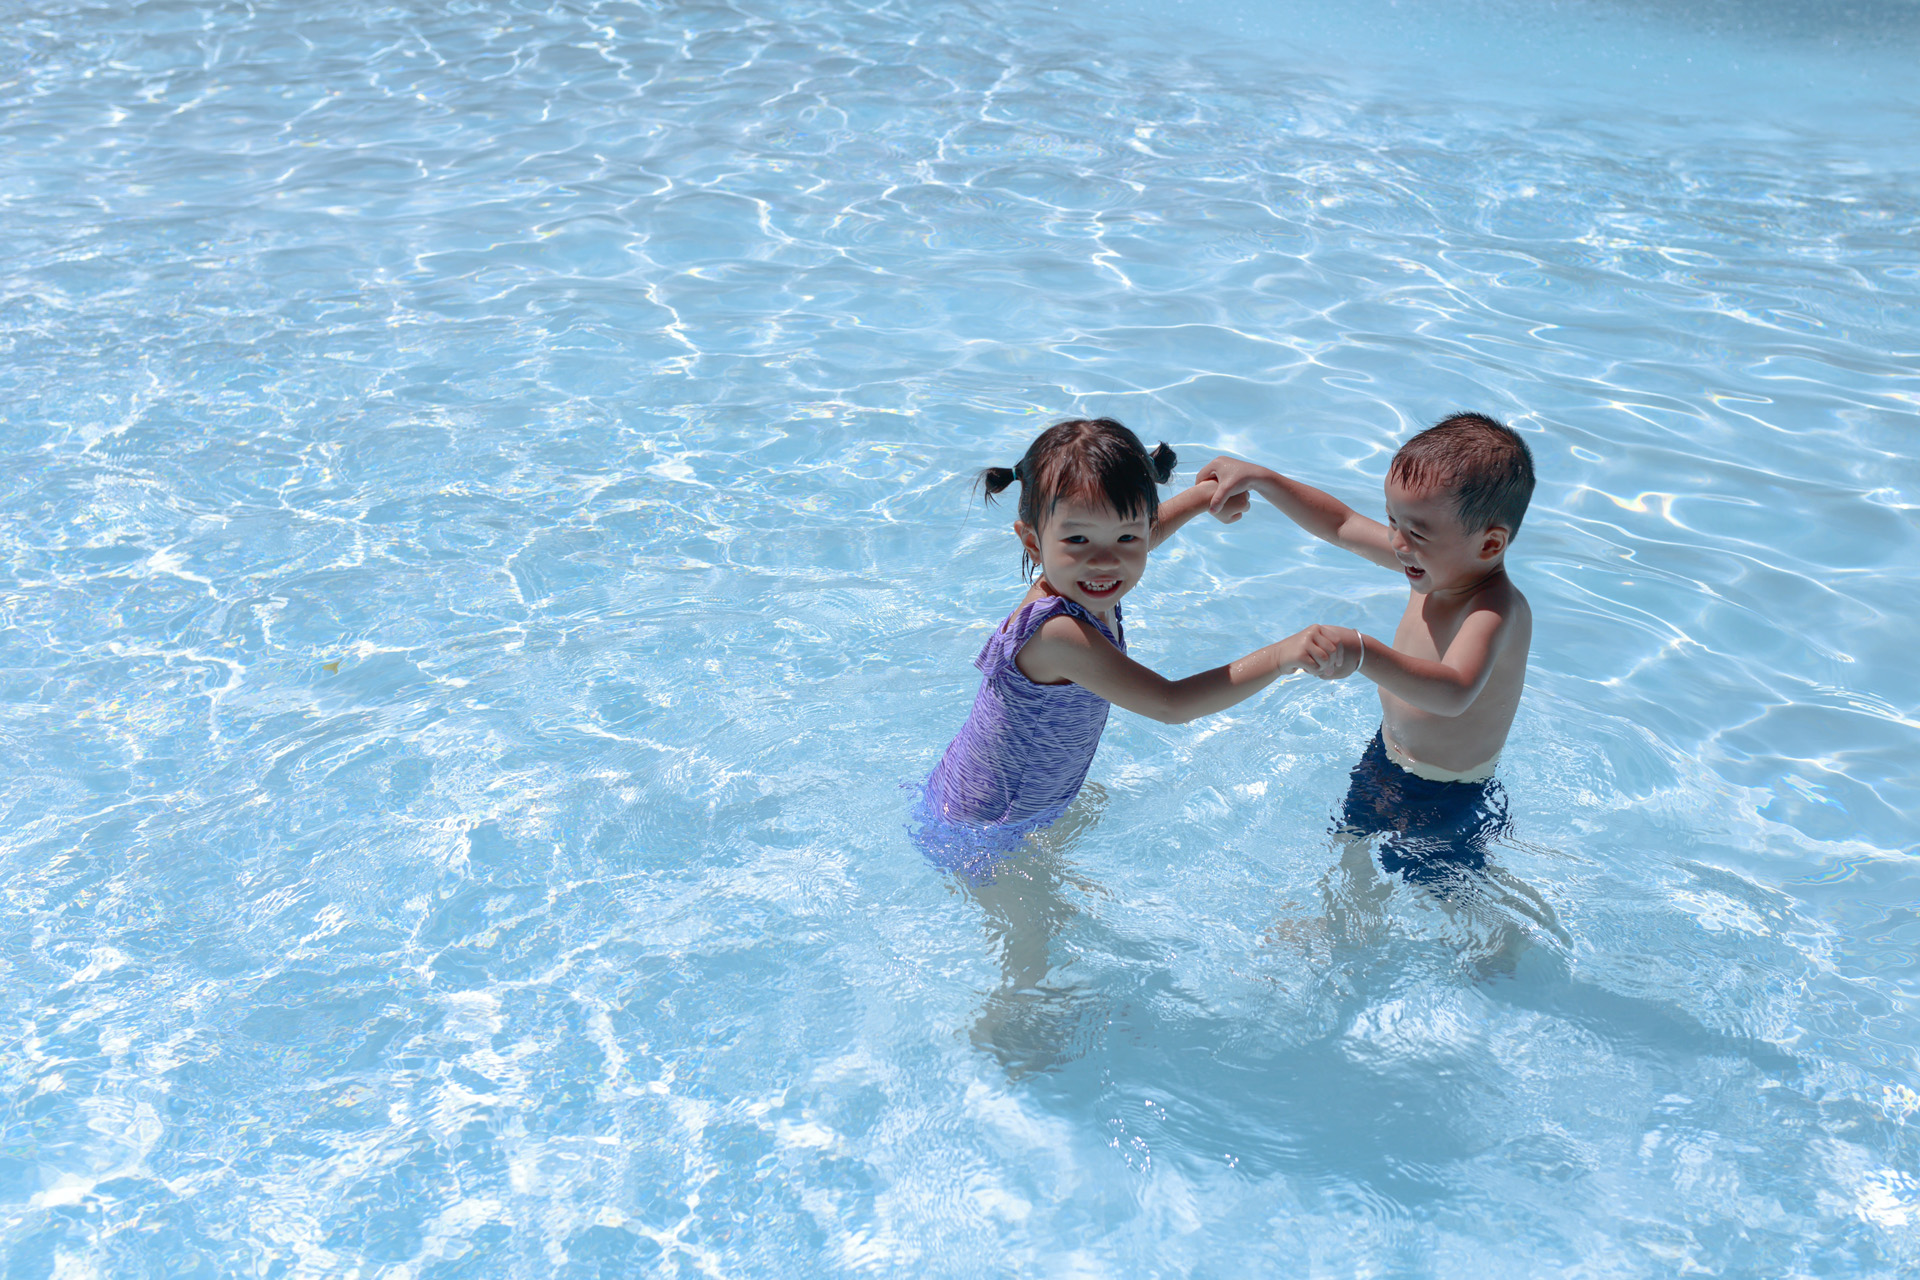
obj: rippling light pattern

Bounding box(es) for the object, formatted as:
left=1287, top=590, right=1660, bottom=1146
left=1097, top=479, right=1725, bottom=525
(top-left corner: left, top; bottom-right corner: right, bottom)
left=3, top=0, right=1918, bottom=1273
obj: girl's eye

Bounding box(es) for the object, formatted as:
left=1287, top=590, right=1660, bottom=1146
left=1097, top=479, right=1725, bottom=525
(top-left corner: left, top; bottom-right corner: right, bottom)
left=1118, top=534, right=1139, bottom=542
left=1063, top=535, right=1088, bottom=544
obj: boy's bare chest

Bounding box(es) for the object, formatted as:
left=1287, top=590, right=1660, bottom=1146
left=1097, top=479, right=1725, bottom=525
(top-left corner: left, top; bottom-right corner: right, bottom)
left=1391, top=595, right=1470, bottom=658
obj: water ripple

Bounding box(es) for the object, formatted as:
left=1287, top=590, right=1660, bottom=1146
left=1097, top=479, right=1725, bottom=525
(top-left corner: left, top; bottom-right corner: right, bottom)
left=3, top=0, right=1919, bottom=1274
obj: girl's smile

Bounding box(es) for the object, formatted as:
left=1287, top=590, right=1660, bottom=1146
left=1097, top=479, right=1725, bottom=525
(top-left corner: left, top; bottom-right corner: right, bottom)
left=1015, top=496, right=1151, bottom=619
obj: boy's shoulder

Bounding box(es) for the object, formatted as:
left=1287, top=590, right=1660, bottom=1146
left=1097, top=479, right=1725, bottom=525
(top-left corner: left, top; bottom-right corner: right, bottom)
left=1414, top=567, right=1530, bottom=647
left=1473, top=570, right=1532, bottom=649
left=1480, top=570, right=1528, bottom=610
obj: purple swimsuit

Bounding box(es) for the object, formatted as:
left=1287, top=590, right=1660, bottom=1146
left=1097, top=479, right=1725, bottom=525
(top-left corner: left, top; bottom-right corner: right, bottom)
left=921, top=594, right=1124, bottom=838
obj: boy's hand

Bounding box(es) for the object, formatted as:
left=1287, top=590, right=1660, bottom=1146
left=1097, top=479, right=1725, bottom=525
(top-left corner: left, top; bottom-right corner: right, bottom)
left=1196, top=455, right=1273, bottom=517
left=1278, top=624, right=1362, bottom=680
left=1278, top=624, right=1344, bottom=677
left=1308, top=626, right=1363, bottom=681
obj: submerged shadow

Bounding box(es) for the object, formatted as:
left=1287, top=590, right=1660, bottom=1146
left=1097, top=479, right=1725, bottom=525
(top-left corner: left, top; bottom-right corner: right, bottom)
left=917, top=790, right=1810, bottom=1210
left=1319, top=832, right=1799, bottom=1076
left=1319, top=829, right=1574, bottom=979
left=1026, top=830, right=1803, bottom=1209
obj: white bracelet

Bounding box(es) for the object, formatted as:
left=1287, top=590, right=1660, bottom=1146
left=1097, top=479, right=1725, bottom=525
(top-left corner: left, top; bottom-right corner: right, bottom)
left=1355, top=633, right=1365, bottom=674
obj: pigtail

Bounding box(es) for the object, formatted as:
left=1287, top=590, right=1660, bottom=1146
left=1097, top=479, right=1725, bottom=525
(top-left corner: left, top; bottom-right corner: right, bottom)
left=977, top=463, right=1020, bottom=504
left=1147, top=442, right=1177, bottom=485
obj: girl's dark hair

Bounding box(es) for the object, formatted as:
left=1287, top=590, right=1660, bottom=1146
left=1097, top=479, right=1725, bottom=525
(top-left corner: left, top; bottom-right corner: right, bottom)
left=978, top=418, right=1177, bottom=578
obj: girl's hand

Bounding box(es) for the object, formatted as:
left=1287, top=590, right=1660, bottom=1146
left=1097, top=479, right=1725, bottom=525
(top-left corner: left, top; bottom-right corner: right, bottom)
left=1212, top=488, right=1252, bottom=523
left=1148, top=480, right=1233, bottom=549
left=1197, top=456, right=1275, bottom=516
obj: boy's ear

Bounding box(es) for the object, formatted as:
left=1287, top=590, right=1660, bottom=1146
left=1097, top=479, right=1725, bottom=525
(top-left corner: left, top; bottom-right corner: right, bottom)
left=1479, top=525, right=1511, bottom=560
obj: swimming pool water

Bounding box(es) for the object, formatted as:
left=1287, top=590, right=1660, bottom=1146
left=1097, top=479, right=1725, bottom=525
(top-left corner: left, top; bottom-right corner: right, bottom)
left=3, top=0, right=1918, bottom=1274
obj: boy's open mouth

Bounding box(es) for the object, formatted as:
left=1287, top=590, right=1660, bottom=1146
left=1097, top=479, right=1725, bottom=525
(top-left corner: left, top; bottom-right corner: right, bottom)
left=1403, top=564, right=1426, bottom=581
left=1078, top=578, right=1122, bottom=597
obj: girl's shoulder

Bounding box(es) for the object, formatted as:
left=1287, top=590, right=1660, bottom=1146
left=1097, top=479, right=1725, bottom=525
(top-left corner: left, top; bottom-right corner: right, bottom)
left=1009, top=590, right=1106, bottom=632
left=981, top=593, right=1121, bottom=668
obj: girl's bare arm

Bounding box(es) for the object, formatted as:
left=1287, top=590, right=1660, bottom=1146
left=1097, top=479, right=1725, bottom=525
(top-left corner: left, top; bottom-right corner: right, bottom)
left=1148, top=480, right=1249, bottom=550
left=1016, top=615, right=1341, bottom=724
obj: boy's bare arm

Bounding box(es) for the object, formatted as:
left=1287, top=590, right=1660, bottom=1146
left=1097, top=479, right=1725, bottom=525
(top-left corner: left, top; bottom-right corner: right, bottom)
left=1148, top=479, right=1250, bottom=550
left=1324, top=608, right=1510, bottom=716
left=1197, top=456, right=1400, bottom=571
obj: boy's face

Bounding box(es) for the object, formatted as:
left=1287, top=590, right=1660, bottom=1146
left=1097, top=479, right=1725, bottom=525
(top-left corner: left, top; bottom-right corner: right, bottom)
left=1383, top=478, right=1509, bottom=595
left=1015, top=496, right=1151, bottom=615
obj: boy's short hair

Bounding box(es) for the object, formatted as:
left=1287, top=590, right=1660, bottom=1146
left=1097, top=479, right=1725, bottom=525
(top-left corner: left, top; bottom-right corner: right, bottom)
left=1388, top=413, right=1536, bottom=536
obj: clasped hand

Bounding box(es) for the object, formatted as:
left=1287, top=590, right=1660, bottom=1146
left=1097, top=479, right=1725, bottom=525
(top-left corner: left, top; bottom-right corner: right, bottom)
left=1290, top=623, right=1362, bottom=681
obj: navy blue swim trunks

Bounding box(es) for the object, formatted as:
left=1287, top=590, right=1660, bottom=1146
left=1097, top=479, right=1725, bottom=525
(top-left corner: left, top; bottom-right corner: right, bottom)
left=1338, top=729, right=1509, bottom=889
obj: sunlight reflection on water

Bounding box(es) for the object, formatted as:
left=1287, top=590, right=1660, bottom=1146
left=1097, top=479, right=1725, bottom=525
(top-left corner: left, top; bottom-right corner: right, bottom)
left=2, top=0, right=1917, bottom=1274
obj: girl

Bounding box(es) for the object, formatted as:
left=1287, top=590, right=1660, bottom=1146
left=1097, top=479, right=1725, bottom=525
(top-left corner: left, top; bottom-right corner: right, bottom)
left=921, top=418, right=1344, bottom=844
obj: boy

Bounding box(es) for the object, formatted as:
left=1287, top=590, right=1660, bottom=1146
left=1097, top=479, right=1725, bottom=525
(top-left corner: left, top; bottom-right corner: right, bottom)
left=1199, top=413, right=1535, bottom=885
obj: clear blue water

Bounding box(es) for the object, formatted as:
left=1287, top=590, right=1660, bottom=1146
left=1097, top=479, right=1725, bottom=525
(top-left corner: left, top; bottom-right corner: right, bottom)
left=4, top=0, right=1918, bottom=1274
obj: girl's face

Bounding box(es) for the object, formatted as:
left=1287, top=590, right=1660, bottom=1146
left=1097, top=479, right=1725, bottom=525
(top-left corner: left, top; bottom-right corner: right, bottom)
left=1015, top=495, right=1151, bottom=616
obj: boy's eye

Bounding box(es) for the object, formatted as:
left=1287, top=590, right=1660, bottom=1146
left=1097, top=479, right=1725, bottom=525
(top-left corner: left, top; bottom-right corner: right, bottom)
left=1063, top=535, right=1088, bottom=544
left=1118, top=534, right=1139, bottom=542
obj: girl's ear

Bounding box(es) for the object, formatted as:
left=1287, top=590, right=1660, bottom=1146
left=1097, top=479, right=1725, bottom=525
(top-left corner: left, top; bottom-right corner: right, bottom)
left=1014, top=519, right=1044, bottom=582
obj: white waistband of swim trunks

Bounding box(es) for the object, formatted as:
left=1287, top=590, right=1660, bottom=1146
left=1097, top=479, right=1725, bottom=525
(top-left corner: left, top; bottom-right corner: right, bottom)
left=1382, top=729, right=1500, bottom=783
